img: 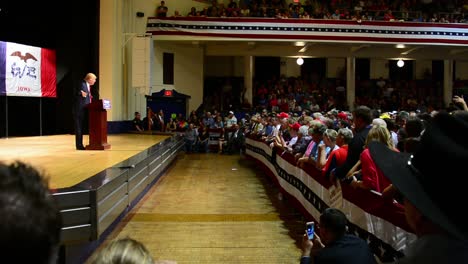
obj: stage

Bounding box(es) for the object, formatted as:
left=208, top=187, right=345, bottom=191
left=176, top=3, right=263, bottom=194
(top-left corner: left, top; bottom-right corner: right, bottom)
left=0, top=134, right=170, bottom=189
left=0, top=133, right=185, bottom=264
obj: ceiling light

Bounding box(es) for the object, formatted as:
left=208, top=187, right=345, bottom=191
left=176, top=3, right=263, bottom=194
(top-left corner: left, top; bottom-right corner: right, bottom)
left=296, top=57, right=304, bottom=66
left=295, top=42, right=306, bottom=46
left=397, top=59, right=405, bottom=67
left=396, top=44, right=406, bottom=49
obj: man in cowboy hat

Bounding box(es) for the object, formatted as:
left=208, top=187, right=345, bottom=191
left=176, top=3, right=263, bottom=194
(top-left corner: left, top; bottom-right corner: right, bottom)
left=369, top=111, right=468, bottom=263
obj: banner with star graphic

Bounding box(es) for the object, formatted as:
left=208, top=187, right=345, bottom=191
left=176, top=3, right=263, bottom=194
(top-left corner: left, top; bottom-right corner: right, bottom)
left=147, top=17, right=468, bottom=45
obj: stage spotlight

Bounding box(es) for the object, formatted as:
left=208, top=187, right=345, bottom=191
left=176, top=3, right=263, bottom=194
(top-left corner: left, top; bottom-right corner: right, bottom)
left=397, top=59, right=405, bottom=68
left=296, top=57, right=304, bottom=66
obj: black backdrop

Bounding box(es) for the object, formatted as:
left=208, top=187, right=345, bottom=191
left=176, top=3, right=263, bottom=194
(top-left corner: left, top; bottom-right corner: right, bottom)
left=0, top=0, right=99, bottom=137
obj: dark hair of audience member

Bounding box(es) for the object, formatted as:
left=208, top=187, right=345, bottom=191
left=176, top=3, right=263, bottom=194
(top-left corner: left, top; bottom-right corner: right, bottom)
left=0, top=161, right=62, bottom=264
left=404, top=137, right=421, bottom=153
left=319, top=208, right=348, bottom=238
left=370, top=109, right=380, bottom=119
left=383, top=118, right=396, bottom=131
left=339, top=119, right=350, bottom=129
left=353, top=106, right=372, bottom=125
left=405, top=117, right=425, bottom=138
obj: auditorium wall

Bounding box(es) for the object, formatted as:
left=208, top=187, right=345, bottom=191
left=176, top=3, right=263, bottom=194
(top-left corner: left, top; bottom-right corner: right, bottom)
left=280, top=58, right=301, bottom=78
left=415, top=59, right=432, bottom=79
left=153, top=42, right=204, bottom=114
left=205, top=56, right=244, bottom=77
left=326, top=58, right=346, bottom=79
left=370, top=59, right=390, bottom=79
left=456, top=61, right=468, bottom=80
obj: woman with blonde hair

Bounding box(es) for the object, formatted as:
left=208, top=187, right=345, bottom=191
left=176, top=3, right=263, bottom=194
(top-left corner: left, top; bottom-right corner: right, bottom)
left=89, top=237, right=154, bottom=264
left=345, top=125, right=396, bottom=192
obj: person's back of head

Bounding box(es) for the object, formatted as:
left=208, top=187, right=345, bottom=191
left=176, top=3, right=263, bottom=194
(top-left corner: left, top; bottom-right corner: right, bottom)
left=89, top=237, right=154, bottom=264
left=337, top=128, right=353, bottom=145
left=370, top=109, right=380, bottom=119
left=405, top=117, right=424, bottom=138
left=0, top=161, right=61, bottom=264
left=383, top=118, right=396, bottom=131
left=365, top=125, right=393, bottom=148
left=353, top=106, right=372, bottom=127
left=319, top=208, right=348, bottom=244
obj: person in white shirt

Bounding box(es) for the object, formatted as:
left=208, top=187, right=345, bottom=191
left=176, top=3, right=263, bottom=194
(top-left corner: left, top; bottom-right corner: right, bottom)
left=225, top=111, right=237, bottom=128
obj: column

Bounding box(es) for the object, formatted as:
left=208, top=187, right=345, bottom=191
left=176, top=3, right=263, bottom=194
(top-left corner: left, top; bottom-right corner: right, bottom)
left=346, top=57, right=356, bottom=111
left=244, top=56, right=254, bottom=107
left=100, top=0, right=124, bottom=121
left=443, top=60, right=453, bottom=108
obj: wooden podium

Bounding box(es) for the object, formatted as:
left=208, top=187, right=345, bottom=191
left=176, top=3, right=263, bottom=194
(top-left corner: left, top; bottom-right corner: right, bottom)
left=86, top=99, right=111, bottom=150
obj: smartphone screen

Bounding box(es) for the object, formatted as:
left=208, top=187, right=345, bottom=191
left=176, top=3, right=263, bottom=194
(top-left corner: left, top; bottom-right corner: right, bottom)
left=306, top=221, right=315, bottom=240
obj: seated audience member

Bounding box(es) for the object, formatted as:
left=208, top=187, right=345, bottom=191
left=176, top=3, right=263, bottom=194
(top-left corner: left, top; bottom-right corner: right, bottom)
left=202, top=111, right=214, bottom=128
left=184, top=123, right=198, bottom=153
left=89, top=237, right=176, bottom=264
left=225, top=111, right=237, bottom=128
left=249, top=115, right=264, bottom=135
left=212, top=115, right=224, bottom=129
left=197, top=126, right=210, bottom=153
left=369, top=111, right=468, bottom=263
left=0, top=161, right=62, bottom=264
left=167, top=116, right=177, bottom=132
left=263, top=117, right=280, bottom=144
left=133, top=111, right=144, bottom=132
left=300, top=208, right=376, bottom=264
left=345, top=125, right=396, bottom=192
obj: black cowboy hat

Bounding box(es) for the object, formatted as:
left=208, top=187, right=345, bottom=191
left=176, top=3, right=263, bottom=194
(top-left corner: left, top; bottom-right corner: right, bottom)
left=369, top=111, right=468, bottom=240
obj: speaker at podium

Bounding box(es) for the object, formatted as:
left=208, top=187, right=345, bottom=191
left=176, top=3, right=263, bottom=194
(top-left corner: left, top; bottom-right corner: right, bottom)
left=86, top=99, right=111, bottom=150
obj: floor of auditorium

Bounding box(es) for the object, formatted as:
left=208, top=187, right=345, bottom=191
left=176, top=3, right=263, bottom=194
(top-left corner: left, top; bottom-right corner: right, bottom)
left=86, top=152, right=305, bottom=264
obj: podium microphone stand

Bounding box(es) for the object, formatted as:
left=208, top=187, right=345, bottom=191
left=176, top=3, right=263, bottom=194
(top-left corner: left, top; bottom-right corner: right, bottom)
left=86, top=99, right=111, bottom=150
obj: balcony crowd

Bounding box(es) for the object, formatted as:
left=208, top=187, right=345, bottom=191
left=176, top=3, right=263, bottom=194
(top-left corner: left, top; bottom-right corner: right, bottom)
left=159, top=0, right=468, bottom=23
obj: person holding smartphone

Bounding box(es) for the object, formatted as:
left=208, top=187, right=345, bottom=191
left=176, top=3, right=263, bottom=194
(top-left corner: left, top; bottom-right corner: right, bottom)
left=300, top=208, right=376, bottom=264
left=453, top=95, right=468, bottom=111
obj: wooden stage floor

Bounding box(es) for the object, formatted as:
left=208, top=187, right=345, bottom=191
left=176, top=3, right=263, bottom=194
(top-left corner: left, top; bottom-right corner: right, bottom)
left=0, top=134, right=169, bottom=189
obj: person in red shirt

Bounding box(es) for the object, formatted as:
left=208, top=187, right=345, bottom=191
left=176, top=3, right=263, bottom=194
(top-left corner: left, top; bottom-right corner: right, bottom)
left=346, top=125, right=397, bottom=192
left=322, top=128, right=353, bottom=180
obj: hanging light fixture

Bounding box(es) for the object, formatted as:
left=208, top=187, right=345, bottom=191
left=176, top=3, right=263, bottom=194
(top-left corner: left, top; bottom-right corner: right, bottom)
left=296, top=57, right=304, bottom=66
left=397, top=59, right=405, bottom=68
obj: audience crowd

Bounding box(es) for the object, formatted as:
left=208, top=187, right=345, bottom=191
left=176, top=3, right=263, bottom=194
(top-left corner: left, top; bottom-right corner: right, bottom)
left=160, top=0, right=468, bottom=23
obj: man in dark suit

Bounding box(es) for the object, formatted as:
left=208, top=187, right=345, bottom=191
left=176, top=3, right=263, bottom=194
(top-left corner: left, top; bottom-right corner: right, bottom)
left=224, top=124, right=245, bottom=154
left=74, top=73, right=97, bottom=150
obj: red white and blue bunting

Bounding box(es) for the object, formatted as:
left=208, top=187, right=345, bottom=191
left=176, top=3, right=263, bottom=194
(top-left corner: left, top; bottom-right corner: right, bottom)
left=147, top=17, right=468, bottom=45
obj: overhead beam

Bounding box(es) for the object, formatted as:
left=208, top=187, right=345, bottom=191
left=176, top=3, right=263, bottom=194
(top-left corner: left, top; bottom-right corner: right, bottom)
left=350, top=44, right=370, bottom=53
left=401, top=47, right=422, bottom=55
left=450, top=48, right=468, bottom=55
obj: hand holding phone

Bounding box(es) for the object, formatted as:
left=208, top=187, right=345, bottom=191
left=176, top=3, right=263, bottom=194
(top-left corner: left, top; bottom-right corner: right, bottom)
left=306, top=221, right=315, bottom=240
